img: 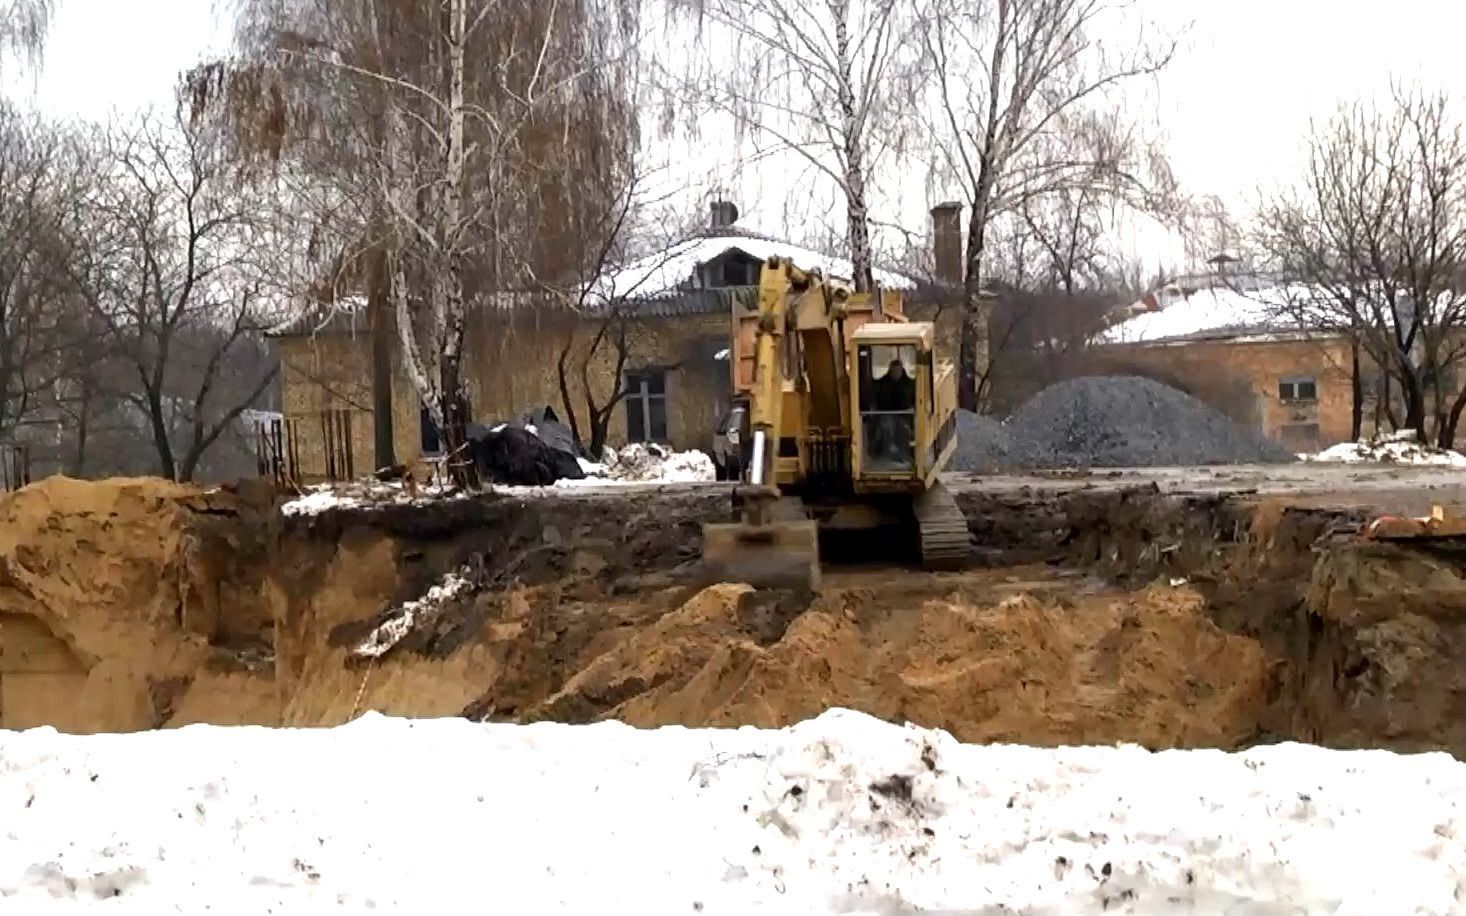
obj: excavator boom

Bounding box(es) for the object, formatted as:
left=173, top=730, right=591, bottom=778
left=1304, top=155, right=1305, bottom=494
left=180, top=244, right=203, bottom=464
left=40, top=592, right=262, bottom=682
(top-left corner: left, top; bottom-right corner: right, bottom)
left=701, top=258, right=822, bottom=591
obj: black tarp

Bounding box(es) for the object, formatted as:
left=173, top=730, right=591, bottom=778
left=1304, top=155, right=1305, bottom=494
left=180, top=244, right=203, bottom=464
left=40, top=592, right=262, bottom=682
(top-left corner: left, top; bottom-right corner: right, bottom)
left=465, top=405, right=585, bottom=486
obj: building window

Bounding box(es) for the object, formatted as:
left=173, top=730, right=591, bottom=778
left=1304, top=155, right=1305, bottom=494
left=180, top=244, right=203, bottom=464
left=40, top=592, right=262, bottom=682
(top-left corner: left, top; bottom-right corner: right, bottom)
left=718, top=257, right=759, bottom=287
left=626, top=369, right=668, bottom=443
left=1278, top=377, right=1317, bottom=402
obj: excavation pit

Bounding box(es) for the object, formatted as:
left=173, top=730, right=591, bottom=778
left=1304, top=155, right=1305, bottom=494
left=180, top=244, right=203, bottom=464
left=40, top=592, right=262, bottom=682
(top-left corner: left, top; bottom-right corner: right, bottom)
left=1, top=466, right=1464, bottom=758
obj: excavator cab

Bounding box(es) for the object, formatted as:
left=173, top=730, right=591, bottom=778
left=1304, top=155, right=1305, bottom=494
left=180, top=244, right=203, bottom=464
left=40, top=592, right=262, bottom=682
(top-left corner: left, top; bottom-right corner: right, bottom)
left=855, top=341, right=919, bottom=474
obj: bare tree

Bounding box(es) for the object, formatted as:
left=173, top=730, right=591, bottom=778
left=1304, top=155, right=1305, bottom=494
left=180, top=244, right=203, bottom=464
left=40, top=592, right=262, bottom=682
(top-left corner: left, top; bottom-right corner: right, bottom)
left=1256, top=87, right=1466, bottom=446
left=210, top=0, right=639, bottom=483
left=551, top=161, right=695, bottom=458
left=660, top=0, right=925, bottom=292
left=918, top=0, right=1177, bottom=409
left=0, top=104, right=89, bottom=446
left=68, top=106, right=281, bottom=481
left=200, top=0, right=442, bottom=471
left=0, top=0, right=54, bottom=73
left=1177, top=193, right=1243, bottom=267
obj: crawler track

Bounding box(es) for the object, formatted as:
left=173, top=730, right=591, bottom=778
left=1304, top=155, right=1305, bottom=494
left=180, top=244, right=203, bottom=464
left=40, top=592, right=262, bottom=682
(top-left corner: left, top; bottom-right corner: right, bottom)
left=914, top=481, right=971, bottom=569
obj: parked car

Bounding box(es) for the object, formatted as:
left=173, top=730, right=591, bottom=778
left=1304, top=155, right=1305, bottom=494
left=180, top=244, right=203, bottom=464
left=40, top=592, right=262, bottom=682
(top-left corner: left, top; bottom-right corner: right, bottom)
left=711, top=399, right=748, bottom=481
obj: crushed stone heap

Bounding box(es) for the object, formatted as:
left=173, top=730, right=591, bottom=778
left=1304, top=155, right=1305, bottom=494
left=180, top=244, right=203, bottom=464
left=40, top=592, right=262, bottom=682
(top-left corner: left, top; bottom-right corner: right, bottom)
left=952, top=375, right=1295, bottom=471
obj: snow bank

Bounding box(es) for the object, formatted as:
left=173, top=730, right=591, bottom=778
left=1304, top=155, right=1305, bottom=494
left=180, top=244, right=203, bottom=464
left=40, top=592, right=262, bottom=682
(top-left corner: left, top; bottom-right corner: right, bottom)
left=3, top=709, right=1465, bottom=914
left=280, top=477, right=466, bottom=517
left=352, top=570, right=474, bottom=659
left=1307, top=429, right=1466, bottom=467
left=556, top=443, right=716, bottom=487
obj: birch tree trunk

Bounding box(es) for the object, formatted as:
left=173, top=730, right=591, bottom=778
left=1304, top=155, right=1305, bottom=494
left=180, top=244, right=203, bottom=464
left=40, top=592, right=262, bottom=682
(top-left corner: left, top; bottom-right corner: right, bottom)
left=831, top=2, right=873, bottom=293
left=437, top=0, right=472, bottom=485
left=368, top=240, right=396, bottom=470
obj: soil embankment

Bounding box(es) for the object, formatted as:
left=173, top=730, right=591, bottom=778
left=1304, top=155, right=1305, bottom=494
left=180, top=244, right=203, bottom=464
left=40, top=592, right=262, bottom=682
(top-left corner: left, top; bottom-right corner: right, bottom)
left=1, top=475, right=1465, bottom=758
left=0, top=477, right=277, bottom=732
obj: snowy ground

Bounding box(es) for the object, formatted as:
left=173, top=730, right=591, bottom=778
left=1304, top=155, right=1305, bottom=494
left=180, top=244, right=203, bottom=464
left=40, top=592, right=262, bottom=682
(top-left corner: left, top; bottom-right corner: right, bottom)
left=279, top=478, right=468, bottom=516
left=564, top=443, right=716, bottom=486
left=1306, top=430, right=1466, bottom=467
left=279, top=446, right=716, bottom=516
left=3, top=710, right=1465, bottom=914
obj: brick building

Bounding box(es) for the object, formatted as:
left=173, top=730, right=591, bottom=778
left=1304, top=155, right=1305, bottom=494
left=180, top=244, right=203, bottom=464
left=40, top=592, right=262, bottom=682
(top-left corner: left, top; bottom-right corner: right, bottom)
left=269, top=203, right=976, bottom=478
left=1090, top=279, right=1370, bottom=452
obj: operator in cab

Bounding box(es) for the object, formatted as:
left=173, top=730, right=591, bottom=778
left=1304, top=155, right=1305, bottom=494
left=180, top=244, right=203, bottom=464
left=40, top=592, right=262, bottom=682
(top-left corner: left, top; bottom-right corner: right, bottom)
left=875, top=358, right=915, bottom=411
left=873, top=357, right=916, bottom=464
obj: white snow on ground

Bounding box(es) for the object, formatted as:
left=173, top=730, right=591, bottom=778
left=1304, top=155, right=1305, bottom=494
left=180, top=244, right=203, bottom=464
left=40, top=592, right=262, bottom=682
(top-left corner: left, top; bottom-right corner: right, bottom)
left=556, top=443, right=716, bottom=487
left=278, top=488, right=363, bottom=516
left=278, top=446, right=716, bottom=512
left=352, top=571, right=473, bottom=659
left=280, top=478, right=466, bottom=517
left=646, top=448, right=717, bottom=482
left=1307, top=429, right=1466, bottom=467
left=576, top=455, right=608, bottom=475
left=3, top=709, right=1466, bottom=915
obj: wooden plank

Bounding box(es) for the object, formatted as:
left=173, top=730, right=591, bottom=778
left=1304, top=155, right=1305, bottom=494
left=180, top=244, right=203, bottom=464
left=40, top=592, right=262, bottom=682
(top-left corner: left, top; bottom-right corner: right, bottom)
left=1364, top=505, right=1466, bottom=541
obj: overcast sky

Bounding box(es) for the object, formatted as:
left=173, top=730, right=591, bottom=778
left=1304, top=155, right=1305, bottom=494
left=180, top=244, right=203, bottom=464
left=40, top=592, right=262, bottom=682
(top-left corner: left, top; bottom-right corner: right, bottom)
left=7, top=0, right=1465, bottom=267
left=4, top=0, right=231, bottom=118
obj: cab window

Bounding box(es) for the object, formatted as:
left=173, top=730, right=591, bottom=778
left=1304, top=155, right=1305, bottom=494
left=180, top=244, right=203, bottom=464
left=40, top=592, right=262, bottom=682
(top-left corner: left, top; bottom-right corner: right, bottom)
left=856, top=343, right=917, bottom=472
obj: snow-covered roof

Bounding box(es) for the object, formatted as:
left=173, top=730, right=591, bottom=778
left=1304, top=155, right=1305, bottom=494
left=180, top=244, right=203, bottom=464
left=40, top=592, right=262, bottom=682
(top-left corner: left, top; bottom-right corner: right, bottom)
left=593, top=231, right=919, bottom=304
left=1096, top=284, right=1318, bottom=346
left=270, top=230, right=938, bottom=335
left=266, top=295, right=368, bottom=338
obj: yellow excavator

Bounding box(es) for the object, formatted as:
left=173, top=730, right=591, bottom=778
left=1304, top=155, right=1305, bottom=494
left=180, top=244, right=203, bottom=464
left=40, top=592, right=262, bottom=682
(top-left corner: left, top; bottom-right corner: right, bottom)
left=701, top=255, right=969, bottom=591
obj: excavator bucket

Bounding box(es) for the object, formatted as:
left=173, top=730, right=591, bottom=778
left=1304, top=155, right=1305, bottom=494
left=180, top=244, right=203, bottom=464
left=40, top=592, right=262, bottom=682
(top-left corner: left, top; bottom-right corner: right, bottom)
left=700, top=519, right=820, bottom=591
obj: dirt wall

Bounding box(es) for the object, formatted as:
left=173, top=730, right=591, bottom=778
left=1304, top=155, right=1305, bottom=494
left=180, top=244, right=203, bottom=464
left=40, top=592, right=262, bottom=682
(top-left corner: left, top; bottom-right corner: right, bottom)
left=970, top=485, right=1466, bottom=756
left=0, top=477, right=278, bottom=733
left=4, top=475, right=1466, bottom=761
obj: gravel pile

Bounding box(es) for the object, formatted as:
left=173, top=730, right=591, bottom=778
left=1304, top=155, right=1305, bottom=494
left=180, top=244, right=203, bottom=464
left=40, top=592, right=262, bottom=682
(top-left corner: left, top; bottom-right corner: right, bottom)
left=953, top=375, right=1295, bottom=470
left=950, top=411, right=1019, bottom=472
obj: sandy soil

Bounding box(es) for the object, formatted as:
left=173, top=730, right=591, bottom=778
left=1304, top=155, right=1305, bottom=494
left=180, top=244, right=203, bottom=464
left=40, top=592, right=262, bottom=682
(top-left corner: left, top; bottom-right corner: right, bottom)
left=2, top=472, right=1464, bottom=760
left=520, top=567, right=1277, bottom=749
left=0, top=477, right=276, bottom=732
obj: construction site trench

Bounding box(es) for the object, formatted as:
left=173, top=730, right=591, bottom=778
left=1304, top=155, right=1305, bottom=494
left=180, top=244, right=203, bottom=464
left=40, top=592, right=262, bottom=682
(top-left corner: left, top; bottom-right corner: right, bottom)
left=1, top=472, right=1464, bottom=759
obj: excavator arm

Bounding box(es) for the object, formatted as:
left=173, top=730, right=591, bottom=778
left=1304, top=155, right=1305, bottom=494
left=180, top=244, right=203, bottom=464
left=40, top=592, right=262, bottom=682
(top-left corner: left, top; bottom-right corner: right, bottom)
left=700, top=257, right=825, bottom=591
left=743, top=258, right=791, bottom=496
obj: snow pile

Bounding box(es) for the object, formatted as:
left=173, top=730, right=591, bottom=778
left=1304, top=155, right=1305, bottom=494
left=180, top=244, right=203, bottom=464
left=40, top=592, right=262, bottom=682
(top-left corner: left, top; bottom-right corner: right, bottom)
left=279, top=487, right=364, bottom=515
left=352, top=570, right=474, bottom=659
left=4, top=709, right=1466, bottom=914
left=562, top=443, right=716, bottom=486
left=1308, top=429, right=1466, bottom=467
left=647, top=448, right=717, bottom=482
left=279, top=477, right=465, bottom=517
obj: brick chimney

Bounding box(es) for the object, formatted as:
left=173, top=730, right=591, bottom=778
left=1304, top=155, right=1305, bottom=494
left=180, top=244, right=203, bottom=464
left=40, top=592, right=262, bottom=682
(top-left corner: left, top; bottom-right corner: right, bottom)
left=931, top=201, right=963, bottom=284
left=708, top=199, right=740, bottom=229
